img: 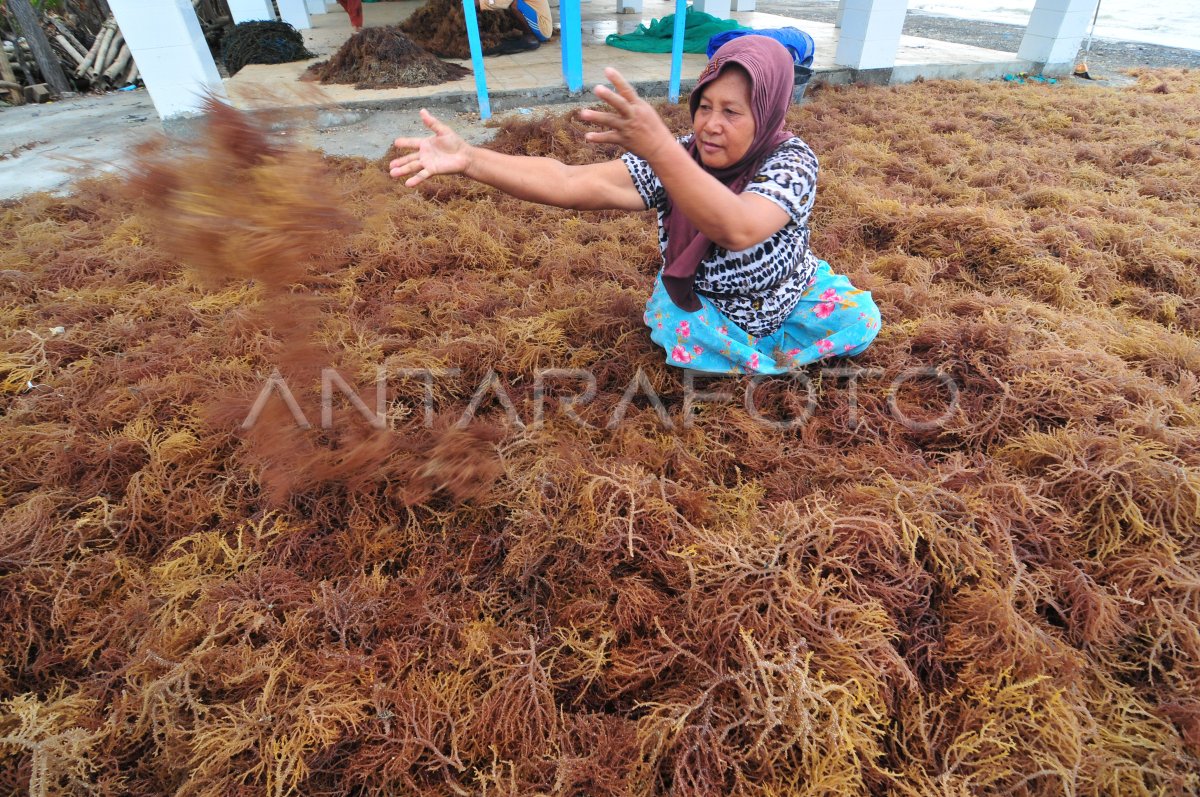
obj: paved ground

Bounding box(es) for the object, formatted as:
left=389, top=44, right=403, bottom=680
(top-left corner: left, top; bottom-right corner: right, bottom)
left=1, top=0, right=1196, bottom=201
left=0, top=86, right=516, bottom=201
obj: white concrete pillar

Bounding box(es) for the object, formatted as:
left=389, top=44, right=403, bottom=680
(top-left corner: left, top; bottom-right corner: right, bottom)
left=1018, top=0, right=1099, bottom=68
left=306, top=0, right=328, bottom=14
left=731, top=0, right=756, bottom=12
left=696, top=0, right=729, bottom=17
left=107, top=0, right=227, bottom=119
left=227, top=0, right=276, bottom=23
left=694, top=0, right=732, bottom=19
left=616, top=0, right=641, bottom=12
left=277, top=0, right=312, bottom=29
left=835, top=0, right=847, bottom=27
left=835, top=0, right=908, bottom=70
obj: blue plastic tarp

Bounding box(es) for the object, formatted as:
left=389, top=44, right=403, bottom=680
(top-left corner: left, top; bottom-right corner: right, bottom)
left=706, top=27, right=816, bottom=67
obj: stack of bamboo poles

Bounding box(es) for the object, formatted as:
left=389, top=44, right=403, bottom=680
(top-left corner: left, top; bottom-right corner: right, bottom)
left=64, top=15, right=139, bottom=89
left=0, top=15, right=138, bottom=105
left=0, top=42, right=21, bottom=103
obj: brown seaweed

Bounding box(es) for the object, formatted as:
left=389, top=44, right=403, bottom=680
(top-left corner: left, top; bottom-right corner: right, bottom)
left=303, top=27, right=470, bottom=90
left=1, top=72, right=1199, bottom=795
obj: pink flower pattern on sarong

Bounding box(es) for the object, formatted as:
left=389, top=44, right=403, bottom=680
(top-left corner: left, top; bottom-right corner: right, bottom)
left=645, top=261, right=882, bottom=374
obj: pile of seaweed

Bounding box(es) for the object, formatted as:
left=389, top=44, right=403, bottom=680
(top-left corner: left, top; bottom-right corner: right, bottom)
left=221, top=20, right=316, bottom=77
left=304, top=26, right=470, bottom=90
left=1, top=70, right=1199, bottom=795
left=400, top=0, right=529, bottom=59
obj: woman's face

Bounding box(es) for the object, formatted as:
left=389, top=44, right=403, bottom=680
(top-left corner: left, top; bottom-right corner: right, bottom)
left=693, top=66, right=756, bottom=169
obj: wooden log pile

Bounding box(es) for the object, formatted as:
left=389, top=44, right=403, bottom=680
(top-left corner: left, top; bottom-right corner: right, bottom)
left=64, top=15, right=140, bottom=90
left=0, top=13, right=136, bottom=101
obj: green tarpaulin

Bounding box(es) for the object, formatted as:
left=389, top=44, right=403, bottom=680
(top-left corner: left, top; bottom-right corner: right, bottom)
left=605, top=6, right=745, bottom=54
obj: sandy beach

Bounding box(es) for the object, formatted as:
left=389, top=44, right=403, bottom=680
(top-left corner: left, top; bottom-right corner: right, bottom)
left=762, top=0, right=1200, bottom=75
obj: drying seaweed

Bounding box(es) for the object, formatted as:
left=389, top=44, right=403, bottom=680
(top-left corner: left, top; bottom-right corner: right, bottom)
left=1, top=71, right=1200, bottom=795
left=400, top=0, right=529, bottom=60
left=304, top=27, right=470, bottom=90
left=220, top=20, right=316, bottom=77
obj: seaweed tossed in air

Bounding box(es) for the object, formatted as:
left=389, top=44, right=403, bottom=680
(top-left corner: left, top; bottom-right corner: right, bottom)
left=1, top=70, right=1199, bottom=795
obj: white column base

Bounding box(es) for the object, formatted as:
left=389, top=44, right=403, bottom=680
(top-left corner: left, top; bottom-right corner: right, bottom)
left=835, top=0, right=909, bottom=70
left=731, top=0, right=755, bottom=11
left=227, top=0, right=276, bottom=23
left=107, top=0, right=227, bottom=119
left=616, top=0, right=642, bottom=12
left=306, top=0, right=328, bottom=14
left=276, top=0, right=312, bottom=29
left=694, top=0, right=733, bottom=19
left=1018, top=0, right=1098, bottom=65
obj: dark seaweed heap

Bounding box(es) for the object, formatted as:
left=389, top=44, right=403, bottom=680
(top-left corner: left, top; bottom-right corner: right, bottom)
left=221, top=20, right=316, bottom=77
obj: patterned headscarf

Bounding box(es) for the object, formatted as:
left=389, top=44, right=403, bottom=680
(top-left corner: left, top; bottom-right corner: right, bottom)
left=661, top=35, right=796, bottom=312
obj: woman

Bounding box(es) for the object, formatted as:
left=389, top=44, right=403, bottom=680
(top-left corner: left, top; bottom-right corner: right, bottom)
left=389, top=37, right=880, bottom=374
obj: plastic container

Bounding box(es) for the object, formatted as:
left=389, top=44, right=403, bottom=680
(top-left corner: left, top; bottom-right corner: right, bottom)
left=794, top=65, right=813, bottom=100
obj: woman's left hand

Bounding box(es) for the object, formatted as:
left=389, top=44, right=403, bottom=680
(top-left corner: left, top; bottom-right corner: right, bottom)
left=581, top=67, right=676, bottom=163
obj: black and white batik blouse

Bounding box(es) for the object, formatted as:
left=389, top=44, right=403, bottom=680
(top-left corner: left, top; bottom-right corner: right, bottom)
left=622, top=134, right=821, bottom=337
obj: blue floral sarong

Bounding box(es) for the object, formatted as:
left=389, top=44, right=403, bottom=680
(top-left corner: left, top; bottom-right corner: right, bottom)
left=644, top=261, right=881, bottom=374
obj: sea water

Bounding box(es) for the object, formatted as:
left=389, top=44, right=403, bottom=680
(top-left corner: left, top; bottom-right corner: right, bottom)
left=905, top=0, right=1200, bottom=52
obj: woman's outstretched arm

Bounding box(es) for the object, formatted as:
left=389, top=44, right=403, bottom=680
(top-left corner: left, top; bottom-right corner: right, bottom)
left=389, top=108, right=645, bottom=212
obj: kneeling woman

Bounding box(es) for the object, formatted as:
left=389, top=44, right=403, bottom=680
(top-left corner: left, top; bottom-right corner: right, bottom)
left=389, top=37, right=880, bottom=374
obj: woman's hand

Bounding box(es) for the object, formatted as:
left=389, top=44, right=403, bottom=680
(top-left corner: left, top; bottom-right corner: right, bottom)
left=389, top=109, right=472, bottom=187
left=581, top=67, right=676, bottom=163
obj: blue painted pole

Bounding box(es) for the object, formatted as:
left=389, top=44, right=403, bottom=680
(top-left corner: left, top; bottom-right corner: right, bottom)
left=561, top=0, right=583, bottom=92
left=668, top=0, right=687, bottom=102
left=461, top=0, right=491, bottom=119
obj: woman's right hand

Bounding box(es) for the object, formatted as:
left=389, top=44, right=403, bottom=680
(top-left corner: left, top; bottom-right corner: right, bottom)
left=389, top=109, right=472, bottom=187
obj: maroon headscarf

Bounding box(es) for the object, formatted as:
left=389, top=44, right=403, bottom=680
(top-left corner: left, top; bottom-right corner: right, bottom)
left=662, top=36, right=796, bottom=311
